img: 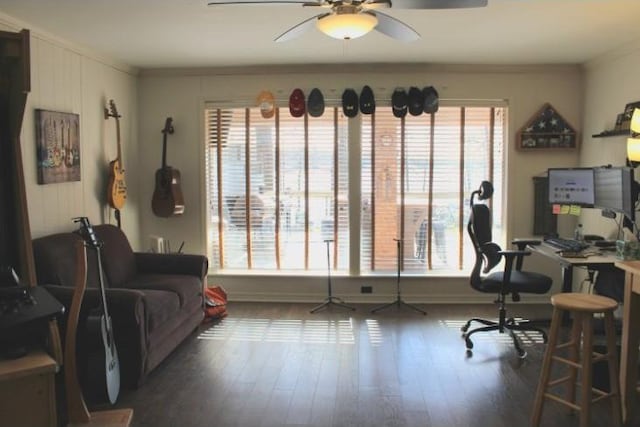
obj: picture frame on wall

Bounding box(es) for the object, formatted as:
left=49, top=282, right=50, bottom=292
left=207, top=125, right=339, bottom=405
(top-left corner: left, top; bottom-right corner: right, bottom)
left=516, top=103, right=578, bottom=151
left=35, top=109, right=81, bottom=184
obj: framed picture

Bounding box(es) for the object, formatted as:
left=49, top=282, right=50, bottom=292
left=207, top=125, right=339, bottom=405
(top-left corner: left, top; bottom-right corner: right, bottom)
left=517, top=103, right=578, bottom=150
left=35, top=109, right=80, bottom=184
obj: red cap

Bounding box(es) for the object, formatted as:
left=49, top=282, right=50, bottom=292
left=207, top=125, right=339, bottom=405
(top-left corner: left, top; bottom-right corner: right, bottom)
left=289, top=88, right=305, bottom=118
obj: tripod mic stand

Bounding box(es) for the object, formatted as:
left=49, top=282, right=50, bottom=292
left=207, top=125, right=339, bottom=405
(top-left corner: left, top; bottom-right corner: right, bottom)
left=371, top=238, right=427, bottom=315
left=310, top=239, right=355, bottom=314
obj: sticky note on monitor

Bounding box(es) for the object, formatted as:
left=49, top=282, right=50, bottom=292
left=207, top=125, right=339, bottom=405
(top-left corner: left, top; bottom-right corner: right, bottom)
left=552, top=204, right=561, bottom=214
left=569, top=205, right=581, bottom=216
left=560, top=205, right=570, bottom=214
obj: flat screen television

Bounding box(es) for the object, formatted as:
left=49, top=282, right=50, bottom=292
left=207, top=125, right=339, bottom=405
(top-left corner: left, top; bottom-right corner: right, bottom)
left=548, top=168, right=595, bottom=206
left=594, top=166, right=636, bottom=220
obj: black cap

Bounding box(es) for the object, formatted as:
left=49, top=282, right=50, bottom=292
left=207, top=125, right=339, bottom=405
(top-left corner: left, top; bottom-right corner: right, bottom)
left=423, top=86, right=439, bottom=114
left=408, top=87, right=424, bottom=116
left=359, top=85, right=375, bottom=115
left=308, top=88, right=325, bottom=117
left=342, top=89, right=359, bottom=118
left=391, top=88, right=408, bottom=118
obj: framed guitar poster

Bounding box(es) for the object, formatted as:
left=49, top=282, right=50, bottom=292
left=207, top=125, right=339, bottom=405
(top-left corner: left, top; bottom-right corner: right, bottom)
left=35, top=109, right=81, bottom=184
left=517, top=103, right=578, bottom=151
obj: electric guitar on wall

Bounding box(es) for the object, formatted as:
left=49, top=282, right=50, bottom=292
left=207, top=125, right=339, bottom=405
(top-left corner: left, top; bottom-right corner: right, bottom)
left=105, top=100, right=127, bottom=211
left=74, top=216, right=120, bottom=405
left=151, top=117, right=185, bottom=217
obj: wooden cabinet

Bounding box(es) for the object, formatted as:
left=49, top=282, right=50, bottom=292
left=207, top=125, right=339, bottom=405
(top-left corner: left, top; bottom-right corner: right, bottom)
left=0, top=351, right=58, bottom=427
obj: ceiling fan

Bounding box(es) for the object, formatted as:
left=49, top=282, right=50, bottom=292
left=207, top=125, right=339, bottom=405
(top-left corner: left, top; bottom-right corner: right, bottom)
left=207, top=0, right=487, bottom=42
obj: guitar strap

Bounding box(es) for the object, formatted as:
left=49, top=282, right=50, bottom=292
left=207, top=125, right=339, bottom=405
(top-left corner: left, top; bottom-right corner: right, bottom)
left=114, top=209, right=121, bottom=229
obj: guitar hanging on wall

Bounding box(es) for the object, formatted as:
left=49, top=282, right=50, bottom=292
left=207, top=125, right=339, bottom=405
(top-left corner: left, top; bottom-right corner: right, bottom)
left=105, top=100, right=127, bottom=226
left=73, top=216, right=121, bottom=405
left=151, top=117, right=185, bottom=217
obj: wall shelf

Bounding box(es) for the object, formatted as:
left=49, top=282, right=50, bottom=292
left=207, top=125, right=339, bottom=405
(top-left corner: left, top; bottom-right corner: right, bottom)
left=592, top=130, right=629, bottom=138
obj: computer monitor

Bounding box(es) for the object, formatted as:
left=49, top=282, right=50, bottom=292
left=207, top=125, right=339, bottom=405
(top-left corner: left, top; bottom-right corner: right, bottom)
left=548, top=168, right=595, bottom=206
left=594, top=166, right=637, bottom=220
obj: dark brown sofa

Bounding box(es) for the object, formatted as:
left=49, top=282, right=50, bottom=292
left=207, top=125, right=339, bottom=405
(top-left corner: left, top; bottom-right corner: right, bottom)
left=32, top=224, right=207, bottom=388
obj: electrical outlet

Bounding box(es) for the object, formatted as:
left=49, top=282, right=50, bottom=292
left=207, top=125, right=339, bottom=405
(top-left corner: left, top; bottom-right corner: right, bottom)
left=361, top=286, right=372, bottom=294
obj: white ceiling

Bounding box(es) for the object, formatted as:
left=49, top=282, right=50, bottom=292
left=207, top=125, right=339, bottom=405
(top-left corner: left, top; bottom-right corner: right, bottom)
left=1, top=0, right=640, bottom=69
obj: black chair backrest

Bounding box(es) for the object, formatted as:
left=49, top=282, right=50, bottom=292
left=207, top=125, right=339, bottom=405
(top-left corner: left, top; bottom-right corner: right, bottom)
left=468, top=197, right=502, bottom=288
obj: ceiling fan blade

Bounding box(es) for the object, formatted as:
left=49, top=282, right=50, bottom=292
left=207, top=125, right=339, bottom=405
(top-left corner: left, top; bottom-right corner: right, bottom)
left=275, top=13, right=328, bottom=42
left=372, top=11, right=419, bottom=42
left=207, top=0, right=311, bottom=5
left=390, top=0, right=487, bottom=9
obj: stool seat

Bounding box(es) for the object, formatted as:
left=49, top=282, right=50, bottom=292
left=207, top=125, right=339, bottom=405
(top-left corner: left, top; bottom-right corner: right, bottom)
left=551, top=293, right=618, bottom=313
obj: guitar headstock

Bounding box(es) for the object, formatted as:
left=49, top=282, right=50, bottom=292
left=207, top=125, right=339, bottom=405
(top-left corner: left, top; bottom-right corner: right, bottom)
left=73, top=217, right=103, bottom=248
left=104, top=99, right=121, bottom=120
left=162, top=117, right=174, bottom=135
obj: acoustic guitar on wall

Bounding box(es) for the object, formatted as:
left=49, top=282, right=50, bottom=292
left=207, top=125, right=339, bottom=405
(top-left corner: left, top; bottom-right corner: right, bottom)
left=152, top=117, right=185, bottom=217
left=105, top=100, right=127, bottom=211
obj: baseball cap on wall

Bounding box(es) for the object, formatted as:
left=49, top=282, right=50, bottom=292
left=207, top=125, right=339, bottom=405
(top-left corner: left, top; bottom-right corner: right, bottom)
left=308, top=88, right=325, bottom=117
left=342, top=89, right=359, bottom=118
left=422, top=86, right=439, bottom=114
left=257, top=90, right=275, bottom=119
left=359, top=85, right=375, bottom=115
left=289, top=88, right=306, bottom=117
left=408, top=86, right=424, bottom=116
left=391, top=88, right=408, bottom=118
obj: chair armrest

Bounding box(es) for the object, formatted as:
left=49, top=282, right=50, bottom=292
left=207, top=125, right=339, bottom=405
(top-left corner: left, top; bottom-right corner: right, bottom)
left=511, top=238, right=541, bottom=250
left=134, top=252, right=208, bottom=280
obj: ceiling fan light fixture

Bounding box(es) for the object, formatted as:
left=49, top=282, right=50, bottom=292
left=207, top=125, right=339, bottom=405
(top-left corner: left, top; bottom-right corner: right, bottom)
left=316, top=11, right=378, bottom=40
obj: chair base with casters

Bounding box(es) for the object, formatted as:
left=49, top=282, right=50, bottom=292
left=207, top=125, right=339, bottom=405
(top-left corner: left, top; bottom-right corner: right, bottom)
left=461, top=292, right=549, bottom=358
left=463, top=181, right=553, bottom=358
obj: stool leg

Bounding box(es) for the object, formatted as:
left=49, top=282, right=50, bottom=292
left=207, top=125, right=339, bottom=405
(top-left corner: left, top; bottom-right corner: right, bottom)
left=580, top=314, right=594, bottom=427
left=532, top=307, right=563, bottom=427
left=566, top=313, right=583, bottom=413
left=604, top=311, right=622, bottom=427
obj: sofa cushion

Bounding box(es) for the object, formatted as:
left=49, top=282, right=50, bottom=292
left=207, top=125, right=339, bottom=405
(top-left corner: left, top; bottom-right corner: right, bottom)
left=94, top=224, right=136, bottom=287
left=124, top=274, right=202, bottom=307
left=141, top=289, right=181, bottom=333
left=33, top=232, right=105, bottom=289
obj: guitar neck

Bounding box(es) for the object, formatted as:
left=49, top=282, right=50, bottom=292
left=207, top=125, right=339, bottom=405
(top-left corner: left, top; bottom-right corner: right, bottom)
left=161, top=134, right=167, bottom=169
left=115, top=119, right=123, bottom=167
left=95, top=246, right=111, bottom=320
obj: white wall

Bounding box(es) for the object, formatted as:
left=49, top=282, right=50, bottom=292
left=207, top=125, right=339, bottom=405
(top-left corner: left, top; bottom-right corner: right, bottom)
left=138, top=65, right=583, bottom=302
left=581, top=42, right=640, bottom=239
left=0, top=14, right=140, bottom=247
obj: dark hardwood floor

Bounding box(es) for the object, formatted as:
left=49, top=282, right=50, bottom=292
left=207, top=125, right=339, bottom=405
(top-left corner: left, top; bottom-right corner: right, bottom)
left=112, top=302, right=638, bottom=427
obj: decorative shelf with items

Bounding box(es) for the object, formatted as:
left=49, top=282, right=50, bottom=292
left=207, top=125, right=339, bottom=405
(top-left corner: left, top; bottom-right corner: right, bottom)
left=592, top=101, right=640, bottom=138
left=517, top=103, right=578, bottom=150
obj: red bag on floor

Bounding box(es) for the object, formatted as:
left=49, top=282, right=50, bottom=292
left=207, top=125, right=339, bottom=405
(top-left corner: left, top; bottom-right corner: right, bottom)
left=204, top=285, right=228, bottom=321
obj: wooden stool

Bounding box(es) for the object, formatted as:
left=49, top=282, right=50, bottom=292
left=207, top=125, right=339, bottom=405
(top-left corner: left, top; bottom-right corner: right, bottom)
left=531, top=293, right=622, bottom=427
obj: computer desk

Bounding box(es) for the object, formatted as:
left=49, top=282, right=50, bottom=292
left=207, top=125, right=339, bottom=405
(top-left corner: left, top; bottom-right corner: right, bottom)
left=526, top=241, right=618, bottom=294
left=529, top=242, right=638, bottom=424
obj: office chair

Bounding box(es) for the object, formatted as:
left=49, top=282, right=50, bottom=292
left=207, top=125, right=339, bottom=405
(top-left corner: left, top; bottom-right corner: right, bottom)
left=461, top=181, right=551, bottom=358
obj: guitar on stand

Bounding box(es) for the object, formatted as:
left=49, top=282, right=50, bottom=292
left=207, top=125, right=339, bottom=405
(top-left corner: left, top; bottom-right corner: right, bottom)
left=105, top=100, right=126, bottom=228
left=74, top=217, right=121, bottom=405
left=151, top=117, right=185, bottom=217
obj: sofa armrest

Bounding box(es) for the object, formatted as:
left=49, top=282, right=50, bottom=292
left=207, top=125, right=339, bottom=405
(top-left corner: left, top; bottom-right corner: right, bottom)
left=134, top=252, right=208, bottom=280
left=43, top=285, right=145, bottom=326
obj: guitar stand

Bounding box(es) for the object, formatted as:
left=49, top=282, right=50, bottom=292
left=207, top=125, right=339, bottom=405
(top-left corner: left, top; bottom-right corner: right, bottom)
left=311, top=240, right=355, bottom=314
left=65, top=241, right=133, bottom=427
left=371, top=239, right=427, bottom=315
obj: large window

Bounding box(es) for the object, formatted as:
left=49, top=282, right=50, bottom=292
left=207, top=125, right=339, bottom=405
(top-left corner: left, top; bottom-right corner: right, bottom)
left=361, top=106, right=504, bottom=274
left=205, top=107, right=349, bottom=272
left=205, top=103, right=505, bottom=274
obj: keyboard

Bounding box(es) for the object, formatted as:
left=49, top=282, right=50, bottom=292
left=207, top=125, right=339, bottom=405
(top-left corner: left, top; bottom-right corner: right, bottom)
left=544, top=237, right=590, bottom=252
